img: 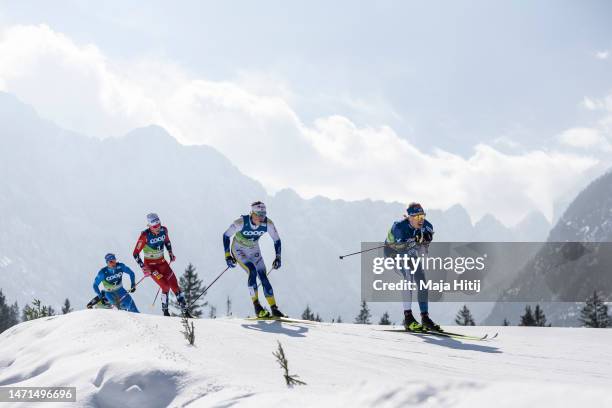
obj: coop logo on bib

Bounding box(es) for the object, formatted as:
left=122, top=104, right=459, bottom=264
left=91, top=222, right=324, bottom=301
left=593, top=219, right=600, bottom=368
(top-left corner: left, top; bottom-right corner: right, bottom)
left=106, top=272, right=122, bottom=281
left=243, top=230, right=265, bottom=237
left=150, top=235, right=166, bottom=244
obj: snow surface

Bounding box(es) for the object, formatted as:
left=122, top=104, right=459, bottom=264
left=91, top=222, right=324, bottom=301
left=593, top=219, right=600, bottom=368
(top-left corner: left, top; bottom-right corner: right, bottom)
left=1, top=310, right=611, bottom=407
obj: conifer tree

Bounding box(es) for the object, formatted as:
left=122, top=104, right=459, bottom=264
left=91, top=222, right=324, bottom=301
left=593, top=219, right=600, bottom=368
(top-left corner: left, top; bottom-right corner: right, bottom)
left=533, top=304, right=550, bottom=327
left=301, top=305, right=322, bottom=321
left=172, top=263, right=206, bottom=317
left=379, top=311, right=392, bottom=325
left=22, top=299, right=55, bottom=321
left=62, top=298, right=73, bottom=314
left=579, top=291, right=610, bottom=328
left=455, top=304, right=476, bottom=326
left=354, top=301, right=371, bottom=324
left=302, top=305, right=314, bottom=321
left=209, top=305, right=217, bottom=319
left=226, top=296, right=232, bottom=317
left=0, top=290, right=19, bottom=333
left=520, top=305, right=536, bottom=326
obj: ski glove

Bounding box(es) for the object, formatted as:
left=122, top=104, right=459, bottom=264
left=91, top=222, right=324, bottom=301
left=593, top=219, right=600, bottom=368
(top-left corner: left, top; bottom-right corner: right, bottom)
left=414, top=228, right=433, bottom=244
left=225, top=253, right=236, bottom=268
left=169, top=252, right=176, bottom=262
left=272, top=255, right=281, bottom=270
left=130, top=284, right=136, bottom=293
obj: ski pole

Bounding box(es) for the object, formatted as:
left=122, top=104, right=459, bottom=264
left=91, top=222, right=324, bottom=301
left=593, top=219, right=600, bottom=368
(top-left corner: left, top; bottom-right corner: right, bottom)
left=151, top=287, right=160, bottom=308
left=189, top=266, right=230, bottom=308
left=339, top=244, right=387, bottom=259
left=118, top=275, right=148, bottom=303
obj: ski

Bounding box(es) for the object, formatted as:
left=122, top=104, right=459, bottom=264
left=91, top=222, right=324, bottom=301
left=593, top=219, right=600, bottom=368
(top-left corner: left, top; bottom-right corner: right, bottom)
left=381, top=328, right=492, bottom=341
left=445, top=330, right=498, bottom=340
left=245, top=316, right=317, bottom=324
left=426, top=328, right=492, bottom=341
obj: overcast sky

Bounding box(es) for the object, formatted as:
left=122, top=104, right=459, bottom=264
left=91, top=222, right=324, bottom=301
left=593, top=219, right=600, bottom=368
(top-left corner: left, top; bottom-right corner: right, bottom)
left=1, top=1, right=611, bottom=225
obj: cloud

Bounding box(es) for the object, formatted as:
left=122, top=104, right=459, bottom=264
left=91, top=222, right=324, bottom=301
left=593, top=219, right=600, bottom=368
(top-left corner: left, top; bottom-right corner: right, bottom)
left=0, top=24, right=604, bottom=225
left=558, top=127, right=611, bottom=151
left=492, top=136, right=521, bottom=150
left=595, top=50, right=609, bottom=60
left=572, top=94, right=612, bottom=151
left=582, top=97, right=603, bottom=111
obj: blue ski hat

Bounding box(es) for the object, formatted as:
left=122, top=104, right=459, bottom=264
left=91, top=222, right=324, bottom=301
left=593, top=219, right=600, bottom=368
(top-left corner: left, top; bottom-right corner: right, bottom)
left=104, top=253, right=116, bottom=263
left=407, top=202, right=425, bottom=216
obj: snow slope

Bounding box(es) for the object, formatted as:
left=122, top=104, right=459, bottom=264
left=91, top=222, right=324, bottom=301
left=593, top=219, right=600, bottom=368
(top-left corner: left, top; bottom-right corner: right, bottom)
left=1, top=311, right=611, bottom=408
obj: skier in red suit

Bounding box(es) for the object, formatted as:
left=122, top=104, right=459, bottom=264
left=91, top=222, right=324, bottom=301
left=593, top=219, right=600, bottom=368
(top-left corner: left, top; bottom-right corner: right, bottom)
left=133, top=213, right=192, bottom=317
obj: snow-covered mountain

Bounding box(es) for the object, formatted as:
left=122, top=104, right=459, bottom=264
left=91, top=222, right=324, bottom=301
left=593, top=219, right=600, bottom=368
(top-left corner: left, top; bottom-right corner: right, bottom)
left=1, top=311, right=611, bottom=407
left=548, top=170, right=612, bottom=242
left=0, top=92, right=550, bottom=323
left=484, top=169, right=612, bottom=326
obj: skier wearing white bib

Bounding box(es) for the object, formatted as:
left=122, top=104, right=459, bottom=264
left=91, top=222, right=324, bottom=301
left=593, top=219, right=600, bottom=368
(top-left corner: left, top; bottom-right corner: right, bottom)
left=223, top=201, right=285, bottom=318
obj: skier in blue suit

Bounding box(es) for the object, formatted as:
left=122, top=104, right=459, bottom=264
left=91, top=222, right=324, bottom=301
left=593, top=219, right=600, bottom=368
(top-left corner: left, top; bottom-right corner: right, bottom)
left=385, top=202, right=437, bottom=331
left=92, top=253, right=139, bottom=313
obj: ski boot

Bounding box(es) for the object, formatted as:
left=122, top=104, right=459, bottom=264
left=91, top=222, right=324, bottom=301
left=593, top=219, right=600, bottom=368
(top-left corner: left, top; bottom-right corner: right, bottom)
left=86, top=295, right=101, bottom=309
left=271, top=305, right=286, bottom=318
left=176, top=292, right=193, bottom=318
left=404, top=310, right=423, bottom=332
left=161, top=292, right=171, bottom=316
left=421, top=313, right=441, bottom=332
left=254, top=300, right=271, bottom=318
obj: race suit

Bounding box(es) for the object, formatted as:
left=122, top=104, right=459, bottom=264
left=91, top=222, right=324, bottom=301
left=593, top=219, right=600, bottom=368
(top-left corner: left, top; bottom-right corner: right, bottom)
left=93, top=262, right=139, bottom=313
left=384, top=218, right=434, bottom=313
left=223, top=215, right=281, bottom=306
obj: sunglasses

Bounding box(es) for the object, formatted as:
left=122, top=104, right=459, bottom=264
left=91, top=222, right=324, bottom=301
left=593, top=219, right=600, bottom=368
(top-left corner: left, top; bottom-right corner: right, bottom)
left=150, top=224, right=161, bottom=229
left=411, top=214, right=425, bottom=221
left=253, top=211, right=266, bottom=218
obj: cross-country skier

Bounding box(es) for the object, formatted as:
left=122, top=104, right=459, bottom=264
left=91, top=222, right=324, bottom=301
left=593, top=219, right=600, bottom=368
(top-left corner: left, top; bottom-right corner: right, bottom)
left=133, top=213, right=192, bottom=318
left=92, top=253, right=139, bottom=312
left=223, top=201, right=285, bottom=318
left=384, top=202, right=438, bottom=331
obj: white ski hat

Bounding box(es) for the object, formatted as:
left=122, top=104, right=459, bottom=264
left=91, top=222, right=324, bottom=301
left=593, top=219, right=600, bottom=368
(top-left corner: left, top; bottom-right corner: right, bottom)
left=147, top=213, right=161, bottom=226
left=251, top=201, right=266, bottom=217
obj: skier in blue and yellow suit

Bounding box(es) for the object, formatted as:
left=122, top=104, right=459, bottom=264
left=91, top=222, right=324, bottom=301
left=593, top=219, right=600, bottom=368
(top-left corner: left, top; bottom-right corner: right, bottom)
left=92, top=253, right=139, bottom=313
left=385, top=202, right=438, bottom=331
left=223, top=201, right=285, bottom=318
